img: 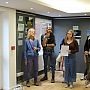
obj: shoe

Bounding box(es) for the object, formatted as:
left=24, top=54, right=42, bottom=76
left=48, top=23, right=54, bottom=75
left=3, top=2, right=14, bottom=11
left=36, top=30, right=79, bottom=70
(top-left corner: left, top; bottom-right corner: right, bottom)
left=26, top=83, right=30, bottom=87
left=34, top=82, right=39, bottom=86
left=85, top=83, right=90, bottom=88
left=23, top=81, right=27, bottom=86
left=80, top=77, right=84, bottom=80
left=85, top=80, right=89, bottom=85
left=51, top=79, right=55, bottom=83
left=65, top=84, right=69, bottom=88
left=69, top=84, right=73, bottom=89
left=40, top=76, right=48, bottom=81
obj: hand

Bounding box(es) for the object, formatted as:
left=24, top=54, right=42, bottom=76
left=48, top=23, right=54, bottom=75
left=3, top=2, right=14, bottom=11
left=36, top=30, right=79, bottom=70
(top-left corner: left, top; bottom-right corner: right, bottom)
left=84, top=51, right=89, bottom=55
left=89, top=52, right=90, bottom=55
left=34, top=47, right=38, bottom=51
left=25, top=60, right=27, bottom=66
left=68, top=50, right=71, bottom=54
left=66, top=50, right=71, bottom=54
left=47, top=44, right=55, bottom=47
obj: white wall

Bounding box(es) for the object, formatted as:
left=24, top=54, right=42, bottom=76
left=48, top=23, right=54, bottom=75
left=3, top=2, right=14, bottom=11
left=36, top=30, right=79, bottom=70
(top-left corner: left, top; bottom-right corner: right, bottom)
left=0, top=6, right=16, bottom=90
left=0, top=13, right=3, bottom=89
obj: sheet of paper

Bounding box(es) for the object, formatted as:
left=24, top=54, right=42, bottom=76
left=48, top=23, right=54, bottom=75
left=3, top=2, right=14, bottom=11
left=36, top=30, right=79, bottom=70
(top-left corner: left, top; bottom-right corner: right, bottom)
left=18, top=23, right=24, bottom=31
left=18, top=33, right=23, bottom=38
left=61, top=45, right=69, bottom=56
left=18, top=16, right=23, bottom=21
left=18, top=40, right=23, bottom=46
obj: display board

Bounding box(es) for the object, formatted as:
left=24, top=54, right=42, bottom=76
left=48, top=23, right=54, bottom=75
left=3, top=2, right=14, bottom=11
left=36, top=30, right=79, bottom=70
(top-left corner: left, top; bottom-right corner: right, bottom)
left=35, top=18, right=52, bottom=53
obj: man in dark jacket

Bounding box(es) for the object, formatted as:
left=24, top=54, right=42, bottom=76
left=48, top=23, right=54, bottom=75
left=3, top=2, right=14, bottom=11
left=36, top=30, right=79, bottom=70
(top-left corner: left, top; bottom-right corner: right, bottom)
left=40, top=28, right=56, bottom=83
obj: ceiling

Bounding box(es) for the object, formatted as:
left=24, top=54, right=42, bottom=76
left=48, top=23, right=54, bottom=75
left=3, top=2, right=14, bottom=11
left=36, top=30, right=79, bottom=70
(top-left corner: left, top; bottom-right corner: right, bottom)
left=0, top=0, right=90, bottom=17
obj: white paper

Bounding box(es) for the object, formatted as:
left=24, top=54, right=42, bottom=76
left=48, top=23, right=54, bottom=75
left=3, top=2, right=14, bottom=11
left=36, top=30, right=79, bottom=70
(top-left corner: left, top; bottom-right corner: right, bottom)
left=18, top=33, right=23, bottom=38
left=18, top=23, right=24, bottom=31
left=61, top=45, right=69, bottom=56
left=18, top=40, right=23, bottom=46
left=18, top=16, right=23, bottom=21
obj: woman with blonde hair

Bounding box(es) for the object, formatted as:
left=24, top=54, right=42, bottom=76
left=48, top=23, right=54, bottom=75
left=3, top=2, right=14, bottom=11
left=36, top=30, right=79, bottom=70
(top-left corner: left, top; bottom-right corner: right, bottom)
left=62, top=30, right=79, bottom=88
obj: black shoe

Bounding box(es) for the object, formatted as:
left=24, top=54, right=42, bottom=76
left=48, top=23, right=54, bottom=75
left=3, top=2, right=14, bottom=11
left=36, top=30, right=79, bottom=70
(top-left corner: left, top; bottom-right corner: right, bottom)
left=51, top=79, right=55, bottom=83
left=34, top=82, right=39, bottom=86
left=40, top=76, right=48, bottom=81
left=26, top=83, right=30, bottom=87
left=26, top=81, right=30, bottom=87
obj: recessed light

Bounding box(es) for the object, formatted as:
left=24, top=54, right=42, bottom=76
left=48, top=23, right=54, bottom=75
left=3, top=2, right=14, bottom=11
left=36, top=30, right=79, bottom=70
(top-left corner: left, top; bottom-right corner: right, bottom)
left=5, top=2, right=8, bottom=4
left=30, top=8, right=33, bottom=10
left=47, top=12, right=50, bottom=13
left=84, top=14, right=87, bottom=16
left=59, top=15, right=61, bottom=16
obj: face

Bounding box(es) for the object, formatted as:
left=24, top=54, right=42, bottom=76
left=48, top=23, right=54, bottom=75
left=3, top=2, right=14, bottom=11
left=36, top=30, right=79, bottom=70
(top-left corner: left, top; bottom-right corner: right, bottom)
left=47, top=29, right=52, bottom=33
left=28, top=28, right=35, bottom=38
left=67, top=31, right=73, bottom=39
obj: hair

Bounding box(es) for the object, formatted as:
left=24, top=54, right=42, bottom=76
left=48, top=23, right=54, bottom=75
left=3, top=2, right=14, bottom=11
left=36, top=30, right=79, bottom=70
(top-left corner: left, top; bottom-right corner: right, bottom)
left=27, top=28, right=35, bottom=39
left=64, top=29, right=75, bottom=44
left=28, top=28, right=35, bottom=32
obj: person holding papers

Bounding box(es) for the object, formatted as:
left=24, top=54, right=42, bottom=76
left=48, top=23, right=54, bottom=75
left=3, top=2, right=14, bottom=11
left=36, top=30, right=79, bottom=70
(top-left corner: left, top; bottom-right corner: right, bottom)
left=61, top=30, right=79, bottom=88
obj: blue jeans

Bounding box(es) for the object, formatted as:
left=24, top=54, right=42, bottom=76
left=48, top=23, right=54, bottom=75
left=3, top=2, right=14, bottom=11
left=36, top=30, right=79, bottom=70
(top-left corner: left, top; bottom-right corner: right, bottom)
left=43, top=51, right=56, bottom=78
left=64, top=54, right=76, bottom=83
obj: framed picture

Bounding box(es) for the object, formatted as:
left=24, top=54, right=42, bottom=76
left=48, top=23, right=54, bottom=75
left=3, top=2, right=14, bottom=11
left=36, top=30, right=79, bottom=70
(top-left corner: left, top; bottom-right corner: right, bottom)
left=74, top=30, right=81, bottom=39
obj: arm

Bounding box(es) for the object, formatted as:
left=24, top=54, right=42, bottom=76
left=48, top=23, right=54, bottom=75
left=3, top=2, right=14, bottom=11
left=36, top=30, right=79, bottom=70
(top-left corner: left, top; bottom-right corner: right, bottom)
left=37, top=40, right=41, bottom=51
left=47, top=35, right=56, bottom=47
left=84, top=36, right=89, bottom=51
left=60, top=39, right=64, bottom=50
left=71, top=40, right=79, bottom=54
left=34, top=40, right=41, bottom=52
left=41, top=35, right=44, bottom=46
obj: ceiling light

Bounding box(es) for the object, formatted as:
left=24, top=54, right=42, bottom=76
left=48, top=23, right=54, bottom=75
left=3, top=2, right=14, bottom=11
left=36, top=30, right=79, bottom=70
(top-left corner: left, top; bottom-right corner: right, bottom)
left=59, top=15, right=61, bottom=16
left=5, top=2, right=8, bottom=4
left=30, top=8, right=33, bottom=10
left=84, top=14, right=87, bottom=16
left=47, top=12, right=50, bottom=13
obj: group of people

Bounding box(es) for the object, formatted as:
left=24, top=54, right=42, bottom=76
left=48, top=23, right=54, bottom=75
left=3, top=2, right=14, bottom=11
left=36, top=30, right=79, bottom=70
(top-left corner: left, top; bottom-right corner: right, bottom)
left=23, top=27, right=90, bottom=88
left=23, top=27, right=56, bottom=87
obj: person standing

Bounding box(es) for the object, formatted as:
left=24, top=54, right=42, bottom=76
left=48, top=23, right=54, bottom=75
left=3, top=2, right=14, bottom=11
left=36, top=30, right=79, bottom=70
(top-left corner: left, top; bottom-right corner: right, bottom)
left=62, top=30, right=79, bottom=88
left=40, top=28, right=56, bottom=83
left=84, top=35, right=90, bottom=88
left=24, top=28, right=41, bottom=87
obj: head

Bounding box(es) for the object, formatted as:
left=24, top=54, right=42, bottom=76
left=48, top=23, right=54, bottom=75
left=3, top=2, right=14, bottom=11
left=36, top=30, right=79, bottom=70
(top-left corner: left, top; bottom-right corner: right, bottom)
left=64, top=30, right=75, bottom=43
left=27, top=28, right=35, bottom=39
left=45, top=27, right=52, bottom=37
left=66, top=30, right=74, bottom=39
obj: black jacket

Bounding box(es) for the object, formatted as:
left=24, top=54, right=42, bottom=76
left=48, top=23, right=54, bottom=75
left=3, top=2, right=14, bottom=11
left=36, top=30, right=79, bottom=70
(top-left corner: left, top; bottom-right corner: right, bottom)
left=84, top=36, right=90, bottom=51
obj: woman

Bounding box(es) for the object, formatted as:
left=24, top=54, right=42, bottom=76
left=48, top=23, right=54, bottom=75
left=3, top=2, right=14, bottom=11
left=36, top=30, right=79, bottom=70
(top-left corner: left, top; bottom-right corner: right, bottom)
left=24, top=28, right=40, bottom=87
left=62, top=30, right=79, bottom=88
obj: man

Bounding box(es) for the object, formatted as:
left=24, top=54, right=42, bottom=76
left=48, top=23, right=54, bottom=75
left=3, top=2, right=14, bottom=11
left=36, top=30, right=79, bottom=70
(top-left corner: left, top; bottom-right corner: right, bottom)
left=24, top=28, right=41, bottom=87
left=40, top=27, right=56, bottom=83
left=84, top=35, right=90, bottom=88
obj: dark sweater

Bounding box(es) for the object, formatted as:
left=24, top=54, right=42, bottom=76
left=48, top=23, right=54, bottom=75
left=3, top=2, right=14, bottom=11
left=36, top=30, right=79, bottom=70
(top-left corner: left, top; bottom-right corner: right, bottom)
left=64, top=40, right=79, bottom=54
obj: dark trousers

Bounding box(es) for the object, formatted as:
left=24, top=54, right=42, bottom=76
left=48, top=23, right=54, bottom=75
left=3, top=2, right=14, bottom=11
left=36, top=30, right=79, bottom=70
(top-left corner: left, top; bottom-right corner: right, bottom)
left=85, top=55, right=90, bottom=81
left=84, top=68, right=87, bottom=77
left=43, top=51, right=56, bottom=79
left=24, top=56, right=38, bottom=83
